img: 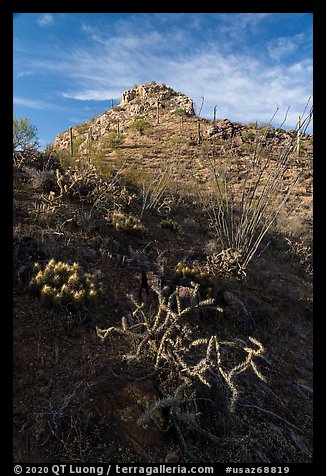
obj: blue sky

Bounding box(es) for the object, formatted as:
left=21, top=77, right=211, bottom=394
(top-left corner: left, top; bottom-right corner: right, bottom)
left=13, top=13, right=313, bottom=147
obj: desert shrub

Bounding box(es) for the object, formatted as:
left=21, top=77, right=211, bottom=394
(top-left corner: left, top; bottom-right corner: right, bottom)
left=29, top=259, right=103, bottom=311
left=173, top=108, right=187, bottom=116
left=207, top=248, right=246, bottom=279
left=111, top=211, right=145, bottom=236
left=242, top=130, right=255, bottom=141
left=73, top=123, right=89, bottom=134
left=13, top=147, right=62, bottom=172
left=168, top=134, right=185, bottom=148
left=23, top=167, right=59, bottom=194
left=121, top=166, right=152, bottom=188
left=128, top=118, right=151, bottom=136
left=160, top=219, right=181, bottom=233
left=97, top=285, right=266, bottom=460
left=140, top=162, right=175, bottom=216
left=283, top=237, right=313, bottom=277
left=41, top=167, right=96, bottom=207
left=13, top=116, right=39, bottom=151
left=39, top=164, right=128, bottom=221
left=71, top=137, right=84, bottom=156
left=201, top=105, right=313, bottom=276
left=42, top=165, right=101, bottom=202
left=102, top=131, right=125, bottom=149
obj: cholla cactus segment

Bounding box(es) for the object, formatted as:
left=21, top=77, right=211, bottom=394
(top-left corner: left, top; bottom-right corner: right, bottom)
left=97, top=284, right=266, bottom=414
left=173, top=261, right=217, bottom=297
left=207, top=248, right=246, bottom=279
left=28, top=258, right=103, bottom=311
left=33, top=262, right=41, bottom=272
left=111, top=211, right=145, bottom=236
left=96, top=283, right=268, bottom=458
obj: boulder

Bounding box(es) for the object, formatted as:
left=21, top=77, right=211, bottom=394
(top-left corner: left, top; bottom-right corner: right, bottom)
left=206, top=118, right=237, bottom=139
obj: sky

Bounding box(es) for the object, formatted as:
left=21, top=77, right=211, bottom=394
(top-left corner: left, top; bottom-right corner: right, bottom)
left=13, top=13, right=313, bottom=148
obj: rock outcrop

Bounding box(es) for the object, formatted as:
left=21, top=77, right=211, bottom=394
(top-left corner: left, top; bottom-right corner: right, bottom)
left=120, top=82, right=195, bottom=116
left=55, top=82, right=195, bottom=150
left=206, top=118, right=240, bottom=139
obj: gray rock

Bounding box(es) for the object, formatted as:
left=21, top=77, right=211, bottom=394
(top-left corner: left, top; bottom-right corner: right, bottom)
left=82, top=246, right=98, bottom=261
left=297, top=383, right=313, bottom=396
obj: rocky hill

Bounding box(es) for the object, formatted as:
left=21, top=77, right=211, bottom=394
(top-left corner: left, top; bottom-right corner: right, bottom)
left=55, top=81, right=312, bottom=155
left=55, top=82, right=195, bottom=149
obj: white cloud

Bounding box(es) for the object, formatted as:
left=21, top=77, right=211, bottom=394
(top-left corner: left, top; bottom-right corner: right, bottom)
left=14, top=96, right=65, bottom=111
left=218, top=13, right=269, bottom=39
left=57, top=46, right=312, bottom=129
left=37, top=14, right=54, bottom=27
left=15, top=71, right=33, bottom=79
left=267, top=34, right=304, bottom=61
left=19, top=16, right=313, bottom=131
left=62, top=90, right=112, bottom=101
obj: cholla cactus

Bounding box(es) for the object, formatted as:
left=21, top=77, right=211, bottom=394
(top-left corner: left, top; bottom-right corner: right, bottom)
left=111, top=210, right=144, bottom=236
left=97, top=285, right=265, bottom=411
left=97, top=284, right=266, bottom=459
left=174, top=261, right=215, bottom=295
left=207, top=248, right=246, bottom=279
left=29, top=258, right=103, bottom=311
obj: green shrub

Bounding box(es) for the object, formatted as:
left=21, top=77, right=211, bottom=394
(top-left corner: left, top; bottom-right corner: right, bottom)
left=29, top=259, right=103, bottom=311
left=128, top=118, right=151, bottom=136
left=242, top=130, right=255, bottom=141
left=173, top=108, right=186, bottom=116
left=168, top=134, right=185, bottom=147
left=103, top=131, right=125, bottom=149
left=13, top=116, right=39, bottom=151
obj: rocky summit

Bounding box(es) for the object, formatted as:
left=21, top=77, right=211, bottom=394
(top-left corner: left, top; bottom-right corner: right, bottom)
left=55, top=82, right=195, bottom=149
left=120, top=82, right=195, bottom=116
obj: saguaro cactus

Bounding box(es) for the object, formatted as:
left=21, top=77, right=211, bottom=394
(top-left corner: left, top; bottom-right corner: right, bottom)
left=156, top=99, right=160, bottom=125
left=87, top=129, right=92, bottom=161
left=213, top=105, right=217, bottom=123
left=196, top=96, right=204, bottom=145
left=297, top=114, right=301, bottom=156
left=69, top=127, right=73, bottom=157
left=197, top=120, right=202, bottom=145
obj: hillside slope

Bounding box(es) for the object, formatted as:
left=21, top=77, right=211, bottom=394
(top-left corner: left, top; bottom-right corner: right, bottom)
left=13, top=82, right=313, bottom=464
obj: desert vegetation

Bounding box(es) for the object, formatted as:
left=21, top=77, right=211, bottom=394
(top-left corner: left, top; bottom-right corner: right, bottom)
left=13, top=84, right=313, bottom=464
